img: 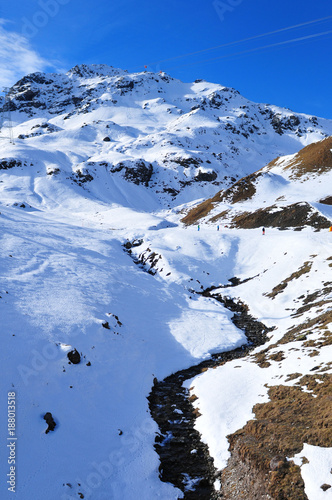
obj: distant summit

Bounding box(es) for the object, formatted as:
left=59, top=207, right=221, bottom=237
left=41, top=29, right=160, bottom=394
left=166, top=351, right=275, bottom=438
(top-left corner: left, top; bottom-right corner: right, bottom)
left=67, top=63, right=128, bottom=78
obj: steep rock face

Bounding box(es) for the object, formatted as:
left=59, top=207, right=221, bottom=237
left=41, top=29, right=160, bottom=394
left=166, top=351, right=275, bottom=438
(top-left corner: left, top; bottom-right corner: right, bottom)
left=114, top=160, right=153, bottom=186
left=1, top=64, right=332, bottom=208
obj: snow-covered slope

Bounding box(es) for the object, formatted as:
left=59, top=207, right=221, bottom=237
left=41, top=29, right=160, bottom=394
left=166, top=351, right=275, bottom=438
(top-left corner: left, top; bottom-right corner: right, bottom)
left=0, top=65, right=331, bottom=500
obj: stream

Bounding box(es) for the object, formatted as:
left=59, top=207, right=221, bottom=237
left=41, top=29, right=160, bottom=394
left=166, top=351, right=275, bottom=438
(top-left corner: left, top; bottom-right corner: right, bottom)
left=148, top=289, right=274, bottom=499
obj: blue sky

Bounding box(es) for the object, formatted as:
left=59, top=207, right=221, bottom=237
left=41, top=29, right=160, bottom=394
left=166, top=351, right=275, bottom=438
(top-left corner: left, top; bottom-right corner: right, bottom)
left=0, top=0, right=331, bottom=118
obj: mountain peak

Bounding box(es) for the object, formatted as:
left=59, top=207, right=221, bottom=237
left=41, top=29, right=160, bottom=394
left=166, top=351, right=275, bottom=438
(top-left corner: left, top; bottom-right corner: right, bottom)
left=66, top=63, right=127, bottom=79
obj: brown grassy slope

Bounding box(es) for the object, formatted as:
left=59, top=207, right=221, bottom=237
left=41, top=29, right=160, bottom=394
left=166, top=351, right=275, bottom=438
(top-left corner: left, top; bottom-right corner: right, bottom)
left=268, top=135, right=332, bottom=178
left=222, top=375, right=332, bottom=500
left=181, top=172, right=262, bottom=225
left=181, top=191, right=223, bottom=225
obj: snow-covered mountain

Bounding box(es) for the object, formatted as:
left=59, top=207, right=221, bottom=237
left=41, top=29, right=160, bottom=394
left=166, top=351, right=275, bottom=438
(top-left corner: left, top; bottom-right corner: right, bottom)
left=0, top=65, right=331, bottom=500
left=1, top=63, right=332, bottom=210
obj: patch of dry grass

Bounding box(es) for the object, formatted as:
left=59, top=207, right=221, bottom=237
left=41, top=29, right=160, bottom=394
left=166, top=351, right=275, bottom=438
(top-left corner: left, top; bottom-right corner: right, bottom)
left=180, top=191, right=223, bottom=225
left=253, top=307, right=332, bottom=368
left=265, top=261, right=313, bottom=299
left=226, top=375, right=332, bottom=499
left=280, top=136, right=332, bottom=179
left=180, top=171, right=263, bottom=225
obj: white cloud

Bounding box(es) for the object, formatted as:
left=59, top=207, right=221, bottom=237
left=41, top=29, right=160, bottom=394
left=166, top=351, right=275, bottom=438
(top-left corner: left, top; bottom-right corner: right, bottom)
left=0, top=19, right=53, bottom=88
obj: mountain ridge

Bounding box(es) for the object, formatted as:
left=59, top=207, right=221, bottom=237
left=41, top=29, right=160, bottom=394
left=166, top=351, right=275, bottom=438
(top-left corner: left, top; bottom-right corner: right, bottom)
left=1, top=63, right=332, bottom=210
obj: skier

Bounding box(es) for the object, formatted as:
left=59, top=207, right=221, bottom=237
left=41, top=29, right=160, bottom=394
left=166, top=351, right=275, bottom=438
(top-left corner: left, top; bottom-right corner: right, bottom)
left=198, top=225, right=200, bottom=231
left=262, top=227, right=265, bottom=235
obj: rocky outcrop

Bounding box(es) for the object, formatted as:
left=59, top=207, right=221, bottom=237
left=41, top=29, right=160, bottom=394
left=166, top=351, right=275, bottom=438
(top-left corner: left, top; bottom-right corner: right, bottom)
left=43, top=412, right=56, bottom=434
left=67, top=349, right=81, bottom=364
left=111, top=160, right=153, bottom=186
left=0, top=159, right=25, bottom=170
left=195, top=170, right=218, bottom=182
left=231, top=202, right=331, bottom=230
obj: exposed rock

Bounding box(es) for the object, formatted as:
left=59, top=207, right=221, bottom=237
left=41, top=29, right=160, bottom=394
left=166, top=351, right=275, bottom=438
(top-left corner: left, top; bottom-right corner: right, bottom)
left=13, top=72, right=54, bottom=87
left=18, top=122, right=61, bottom=139
left=270, top=113, right=301, bottom=135
left=115, top=77, right=134, bottom=94
left=43, top=412, right=56, bottom=434
left=113, top=160, right=153, bottom=186
left=319, top=196, right=332, bottom=205
left=67, top=349, right=81, bottom=364
left=195, top=170, right=217, bottom=182
left=171, top=156, right=202, bottom=168
left=72, top=170, right=94, bottom=185
left=220, top=443, right=271, bottom=499
left=0, top=159, right=24, bottom=170
left=270, top=455, right=288, bottom=471
left=15, top=89, right=40, bottom=102
left=123, top=238, right=143, bottom=250
left=231, top=202, right=331, bottom=230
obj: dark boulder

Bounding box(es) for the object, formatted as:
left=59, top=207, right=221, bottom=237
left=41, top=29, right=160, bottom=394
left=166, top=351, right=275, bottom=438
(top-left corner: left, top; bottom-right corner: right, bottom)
left=43, top=412, right=56, bottom=434
left=195, top=170, right=217, bottom=182
left=67, top=349, right=81, bottom=364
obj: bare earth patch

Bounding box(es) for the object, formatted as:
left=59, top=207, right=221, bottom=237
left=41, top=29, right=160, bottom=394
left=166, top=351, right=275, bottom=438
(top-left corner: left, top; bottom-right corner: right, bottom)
left=265, top=261, right=313, bottom=299
left=230, top=202, right=331, bottom=230
left=221, top=375, right=332, bottom=500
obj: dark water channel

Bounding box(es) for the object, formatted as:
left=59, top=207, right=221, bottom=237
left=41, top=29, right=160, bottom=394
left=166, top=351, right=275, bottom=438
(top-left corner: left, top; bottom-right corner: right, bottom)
left=148, top=289, right=273, bottom=499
